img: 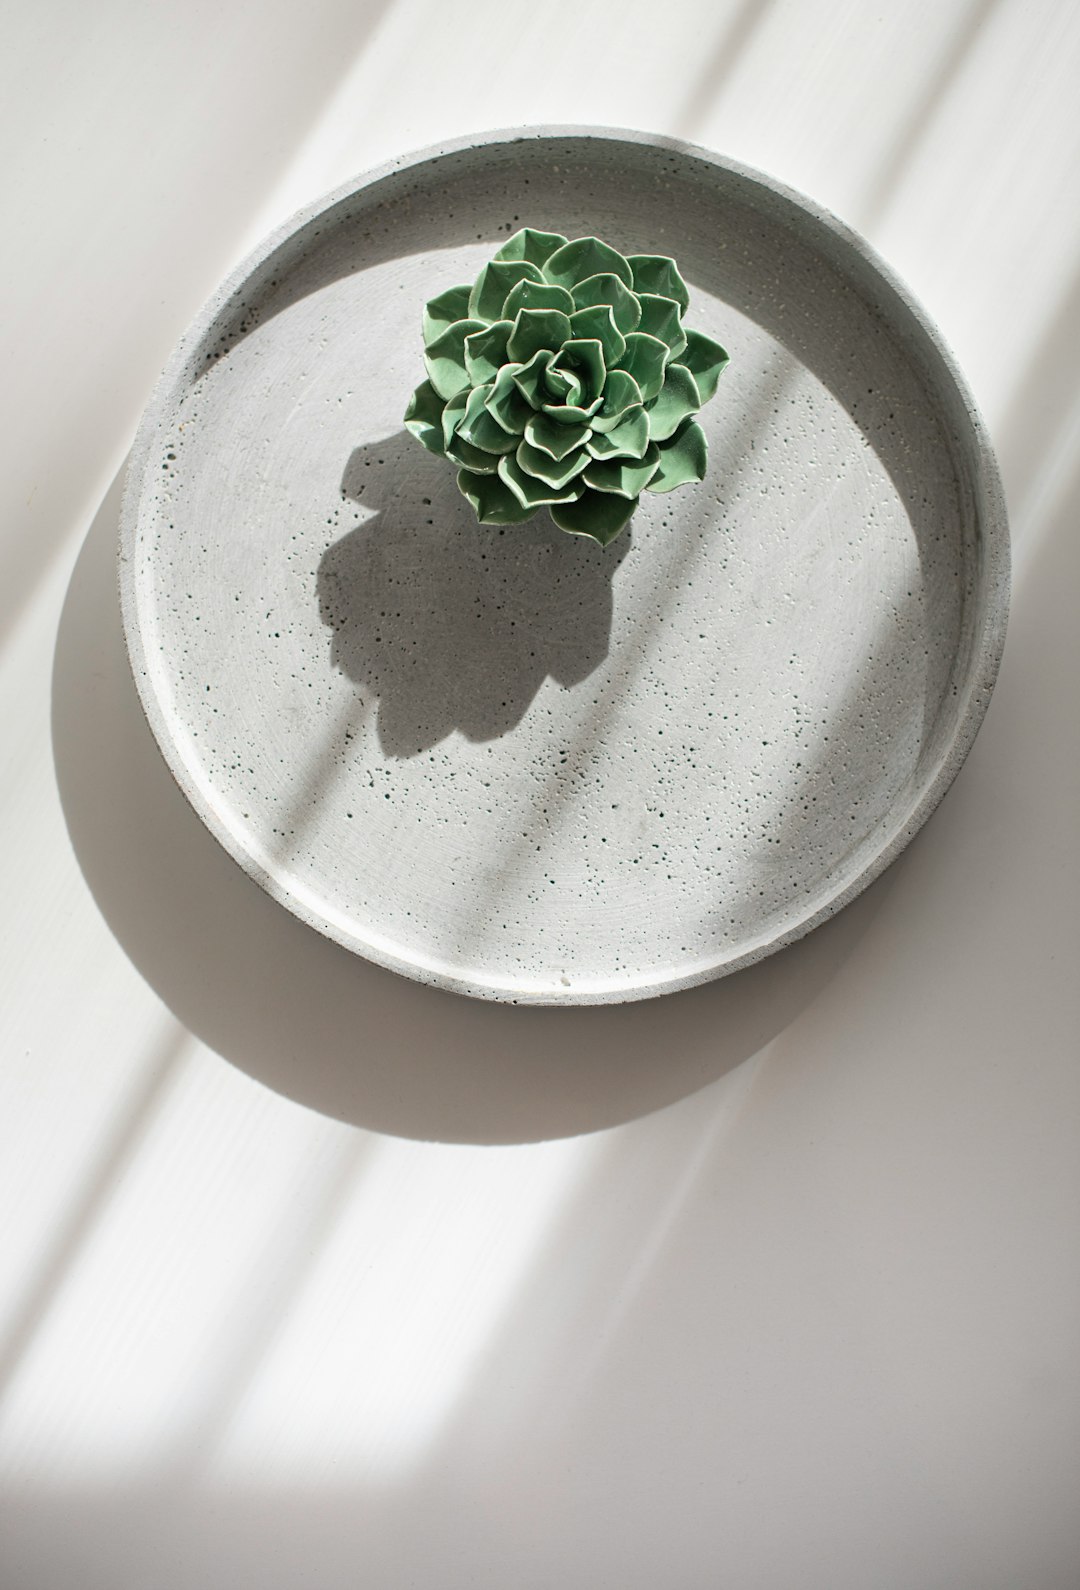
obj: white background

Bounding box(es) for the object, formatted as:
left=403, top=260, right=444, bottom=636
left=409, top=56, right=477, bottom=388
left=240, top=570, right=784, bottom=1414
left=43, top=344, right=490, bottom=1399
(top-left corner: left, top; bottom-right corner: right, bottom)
left=2, top=2, right=1078, bottom=1585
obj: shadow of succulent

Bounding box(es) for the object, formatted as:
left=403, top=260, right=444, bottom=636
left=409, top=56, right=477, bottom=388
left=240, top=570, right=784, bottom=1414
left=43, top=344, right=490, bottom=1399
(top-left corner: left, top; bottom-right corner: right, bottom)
left=318, top=432, right=631, bottom=757
left=404, top=228, right=728, bottom=546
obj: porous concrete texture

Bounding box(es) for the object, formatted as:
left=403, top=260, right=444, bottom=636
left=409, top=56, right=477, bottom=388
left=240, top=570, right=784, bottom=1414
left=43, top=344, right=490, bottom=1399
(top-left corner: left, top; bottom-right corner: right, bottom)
left=120, top=128, right=1009, bottom=1003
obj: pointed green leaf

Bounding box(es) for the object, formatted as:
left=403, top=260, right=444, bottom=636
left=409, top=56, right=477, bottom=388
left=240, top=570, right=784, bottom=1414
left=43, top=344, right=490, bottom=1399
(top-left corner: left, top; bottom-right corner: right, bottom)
left=550, top=338, right=606, bottom=407
left=590, top=368, right=643, bottom=433
left=464, top=320, right=513, bottom=386
left=569, top=272, right=641, bottom=334
left=422, top=284, right=471, bottom=344
left=584, top=443, right=660, bottom=498
left=424, top=318, right=487, bottom=400
left=468, top=259, right=544, bottom=322
left=403, top=379, right=448, bottom=458
left=680, top=328, right=729, bottom=403
left=486, top=363, right=533, bottom=434
left=441, top=390, right=468, bottom=449
left=457, top=468, right=539, bottom=525
left=543, top=363, right=579, bottom=403
left=540, top=396, right=603, bottom=426
left=511, top=350, right=591, bottom=415
left=507, top=308, right=573, bottom=365
left=501, top=279, right=576, bottom=320
left=627, top=254, right=690, bottom=313
left=586, top=407, right=650, bottom=460
left=567, top=304, right=626, bottom=367
left=516, top=438, right=591, bottom=490
left=646, top=362, right=701, bottom=441
left=445, top=428, right=500, bottom=473
left=493, top=227, right=568, bottom=270
left=457, top=383, right=518, bottom=455
left=512, top=348, right=560, bottom=409
left=544, top=237, right=634, bottom=291
left=647, top=418, right=708, bottom=492
left=550, top=488, right=637, bottom=546
left=636, top=293, right=687, bottom=357
left=523, top=412, right=592, bottom=460
left=498, top=452, right=582, bottom=508
left=615, top=331, right=669, bottom=403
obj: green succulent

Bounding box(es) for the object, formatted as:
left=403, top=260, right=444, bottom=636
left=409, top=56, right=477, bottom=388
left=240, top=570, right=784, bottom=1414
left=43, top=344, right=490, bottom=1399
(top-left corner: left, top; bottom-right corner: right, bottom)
left=404, top=228, right=728, bottom=546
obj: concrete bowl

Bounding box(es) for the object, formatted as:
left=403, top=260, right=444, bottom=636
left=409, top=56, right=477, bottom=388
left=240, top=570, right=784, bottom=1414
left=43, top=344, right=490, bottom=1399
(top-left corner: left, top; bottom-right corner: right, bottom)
left=120, top=128, right=1009, bottom=1004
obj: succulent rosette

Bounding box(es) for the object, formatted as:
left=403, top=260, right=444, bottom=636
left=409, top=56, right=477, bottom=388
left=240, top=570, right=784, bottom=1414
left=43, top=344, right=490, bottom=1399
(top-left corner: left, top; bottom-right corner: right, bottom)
left=404, top=228, right=728, bottom=546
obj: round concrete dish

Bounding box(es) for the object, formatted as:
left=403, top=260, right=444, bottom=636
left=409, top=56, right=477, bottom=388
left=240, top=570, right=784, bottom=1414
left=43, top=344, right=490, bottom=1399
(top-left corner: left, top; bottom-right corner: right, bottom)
left=120, top=128, right=1010, bottom=1005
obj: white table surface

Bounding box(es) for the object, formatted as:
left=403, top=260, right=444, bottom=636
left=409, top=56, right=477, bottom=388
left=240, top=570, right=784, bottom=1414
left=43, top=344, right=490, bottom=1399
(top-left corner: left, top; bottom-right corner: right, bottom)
left=2, top=2, right=1078, bottom=1585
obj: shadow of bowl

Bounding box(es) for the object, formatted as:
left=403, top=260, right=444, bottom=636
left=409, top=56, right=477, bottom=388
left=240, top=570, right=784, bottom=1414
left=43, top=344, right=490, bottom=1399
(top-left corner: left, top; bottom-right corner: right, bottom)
left=51, top=470, right=888, bottom=1144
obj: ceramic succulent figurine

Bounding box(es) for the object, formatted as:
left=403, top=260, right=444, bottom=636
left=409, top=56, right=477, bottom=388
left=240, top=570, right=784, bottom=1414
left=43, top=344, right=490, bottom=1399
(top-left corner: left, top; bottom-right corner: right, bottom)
left=404, top=228, right=728, bottom=546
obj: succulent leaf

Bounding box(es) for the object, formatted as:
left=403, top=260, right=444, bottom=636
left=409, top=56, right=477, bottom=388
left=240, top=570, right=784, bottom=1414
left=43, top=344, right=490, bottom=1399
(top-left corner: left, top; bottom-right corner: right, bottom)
left=440, top=390, right=469, bottom=450
left=507, top=308, right=574, bottom=365
left=457, top=383, right=518, bottom=455
left=646, top=362, right=701, bottom=441
left=586, top=407, right=651, bottom=461
left=540, top=395, right=603, bottom=425
left=501, top=279, right=576, bottom=319
left=403, top=379, right=448, bottom=457
left=567, top=304, right=626, bottom=367
left=464, top=320, right=514, bottom=386
left=523, top=412, right=593, bottom=461
left=647, top=418, right=708, bottom=491
left=512, top=348, right=563, bottom=409
left=570, top=272, right=641, bottom=334
left=422, top=284, right=471, bottom=344
left=616, top=331, right=670, bottom=403
left=468, top=260, right=544, bottom=323
left=516, top=438, right=592, bottom=490
left=457, top=467, right=539, bottom=524
left=589, top=368, right=643, bottom=432
left=550, top=489, right=638, bottom=546
left=549, top=338, right=606, bottom=408
left=544, top=237, right=635, bottom=291
left=583, top=444, right=661, bottom=498
left=486, top=363, right=533, bottom=434
left=498, top=452, right=582, bottom=508
left=445, top=428, right=500, bottom=474
left=627, top=254, right=690, bottom=313
left=680, top=328, right=729, bottom=403
left=543, top=363, right=579, bottom=402
left=494, top=227, right=569, bottom=270
left=636, top=293, right=687, bottom=357
left=425, top=318, right=488, bottom=400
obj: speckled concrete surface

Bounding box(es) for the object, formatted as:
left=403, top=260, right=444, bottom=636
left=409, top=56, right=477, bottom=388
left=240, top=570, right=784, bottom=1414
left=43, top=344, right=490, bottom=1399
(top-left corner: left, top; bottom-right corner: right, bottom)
left=120, top=129, right=1008, bottom=1001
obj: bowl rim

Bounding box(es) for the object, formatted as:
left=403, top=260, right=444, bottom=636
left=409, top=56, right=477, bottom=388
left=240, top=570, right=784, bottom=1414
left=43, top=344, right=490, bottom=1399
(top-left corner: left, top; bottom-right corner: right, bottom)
left=119, top=124, right=1011, bottom=1005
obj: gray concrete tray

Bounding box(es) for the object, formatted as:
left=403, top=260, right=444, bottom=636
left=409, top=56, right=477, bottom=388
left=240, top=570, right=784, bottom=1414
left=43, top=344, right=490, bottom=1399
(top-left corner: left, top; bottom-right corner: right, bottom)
left=120, top=128, right=1009, bottom=1004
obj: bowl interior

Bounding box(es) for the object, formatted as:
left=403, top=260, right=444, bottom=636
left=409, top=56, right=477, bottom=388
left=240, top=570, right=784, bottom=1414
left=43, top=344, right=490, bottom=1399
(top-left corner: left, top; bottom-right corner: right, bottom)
left=122, top=133, right=1006, bottom=1002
